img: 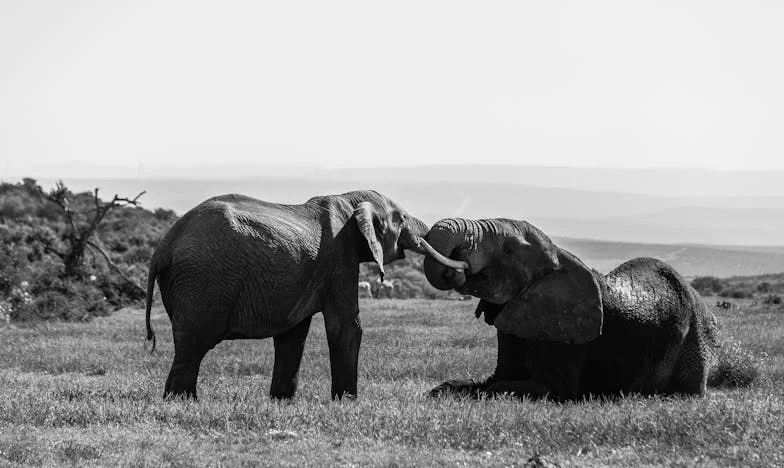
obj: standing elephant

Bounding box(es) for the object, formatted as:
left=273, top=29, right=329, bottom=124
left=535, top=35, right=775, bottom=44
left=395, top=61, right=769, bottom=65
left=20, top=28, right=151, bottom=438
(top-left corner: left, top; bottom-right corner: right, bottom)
left=371, top=278, right=399, bottom=299
left=417, top=218, right=719, bottom=400
left=358, top=281, right=373, bottom=299
left=144, top=190, right=428, bottom=400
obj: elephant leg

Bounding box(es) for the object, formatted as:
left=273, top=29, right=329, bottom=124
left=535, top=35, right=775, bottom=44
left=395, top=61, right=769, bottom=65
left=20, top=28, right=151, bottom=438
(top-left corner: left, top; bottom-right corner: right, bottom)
left=270, top=316, right=313, bottom=400
left=428, top=379, right=484, bottom=398
left=164, top=346, right=209, bottom=400
left=668, top=323, right=710, bottom=396
left=323, top=306, right=362, bottom=400
left=429, top=332, right=531, bottom=399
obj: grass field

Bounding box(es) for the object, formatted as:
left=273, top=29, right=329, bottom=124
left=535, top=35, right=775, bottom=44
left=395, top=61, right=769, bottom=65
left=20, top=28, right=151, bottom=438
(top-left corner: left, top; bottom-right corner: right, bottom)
left=1, top=299, right=782, bottom=467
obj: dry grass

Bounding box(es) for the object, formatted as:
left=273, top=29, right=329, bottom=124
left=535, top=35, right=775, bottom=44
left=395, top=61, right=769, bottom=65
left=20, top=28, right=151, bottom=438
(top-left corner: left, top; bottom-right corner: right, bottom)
left=0, top=299, right=782, bottom=467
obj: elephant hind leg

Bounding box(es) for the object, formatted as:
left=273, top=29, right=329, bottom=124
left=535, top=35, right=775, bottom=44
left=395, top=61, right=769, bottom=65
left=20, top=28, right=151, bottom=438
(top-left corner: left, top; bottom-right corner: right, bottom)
left=270, top=316, right=313, bottom=400
left=669, top=329, right=710, bottom=397
left=164, top=347, right=210, bottom=400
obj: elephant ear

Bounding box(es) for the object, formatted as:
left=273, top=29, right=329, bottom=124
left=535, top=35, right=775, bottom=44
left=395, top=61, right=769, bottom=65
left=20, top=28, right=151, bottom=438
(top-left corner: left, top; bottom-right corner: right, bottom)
left=494, top=249, right=603, bottom=344
left=520, top=221, right=560, bottom=271
left=353, top=201, right=385, bottom=280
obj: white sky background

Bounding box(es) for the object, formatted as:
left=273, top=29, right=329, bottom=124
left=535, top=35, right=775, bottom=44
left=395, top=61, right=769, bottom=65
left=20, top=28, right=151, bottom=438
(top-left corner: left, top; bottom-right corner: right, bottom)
left=2, top=1, right=783, bottom=173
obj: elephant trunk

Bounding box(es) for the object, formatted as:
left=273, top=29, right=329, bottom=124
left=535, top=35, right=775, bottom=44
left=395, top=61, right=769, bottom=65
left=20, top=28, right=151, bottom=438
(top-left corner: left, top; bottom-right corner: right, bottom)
left=423, top=218, right=476, bottom=290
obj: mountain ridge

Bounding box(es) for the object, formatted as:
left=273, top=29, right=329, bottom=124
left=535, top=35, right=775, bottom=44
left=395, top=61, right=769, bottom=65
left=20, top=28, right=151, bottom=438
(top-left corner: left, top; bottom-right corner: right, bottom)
left=3, top=175, right=782, bottom=277
left=8, top=163, right=784, bottom=197
left=22, top=176, right=784, bottom=247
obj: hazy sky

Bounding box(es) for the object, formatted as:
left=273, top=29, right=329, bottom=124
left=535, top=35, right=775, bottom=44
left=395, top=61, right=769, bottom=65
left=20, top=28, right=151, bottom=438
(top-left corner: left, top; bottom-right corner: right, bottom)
left=2, top=1, right=783, bottom=174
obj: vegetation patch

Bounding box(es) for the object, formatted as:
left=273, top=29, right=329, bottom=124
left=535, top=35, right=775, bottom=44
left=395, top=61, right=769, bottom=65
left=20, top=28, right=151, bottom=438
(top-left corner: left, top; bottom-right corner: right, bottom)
left=692, top=274, right=784, bottom=302
left=0, top=433, right=44, bottom=466
left=1, top=179, right=176, bottom=323
left=0, top=301, right=781, bottom=466
left=708, top=339, right=768, bottom=389
left=57, top=439, right=103, bottom=464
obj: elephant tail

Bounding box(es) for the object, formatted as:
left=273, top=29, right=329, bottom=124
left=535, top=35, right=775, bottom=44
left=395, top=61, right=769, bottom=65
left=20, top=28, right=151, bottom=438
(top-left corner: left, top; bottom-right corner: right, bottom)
left=144, top=254, right=158, bottom=353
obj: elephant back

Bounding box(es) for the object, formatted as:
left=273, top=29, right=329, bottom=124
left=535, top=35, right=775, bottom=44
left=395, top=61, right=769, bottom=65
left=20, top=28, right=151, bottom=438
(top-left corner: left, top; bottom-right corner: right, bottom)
left=583, top=257, right=718, bottom=395
left=156, top=195, right=324, bottom=339
left=601, top=257, right=694, bottom=331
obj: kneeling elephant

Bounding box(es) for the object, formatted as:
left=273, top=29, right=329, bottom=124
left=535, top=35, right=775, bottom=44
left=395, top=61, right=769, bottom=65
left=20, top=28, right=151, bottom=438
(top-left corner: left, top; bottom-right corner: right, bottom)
left=418, top=218, right=720, bottom=400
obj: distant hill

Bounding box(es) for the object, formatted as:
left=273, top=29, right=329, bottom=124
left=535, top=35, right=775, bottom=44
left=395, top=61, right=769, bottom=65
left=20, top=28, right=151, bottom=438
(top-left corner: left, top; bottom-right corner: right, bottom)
left=13, top=163, right=784, bottom=198
left=30, top=176, right=784, bottom=246
left=327, top=164, right=784, bottom=198
left=555, top=237, right=784, bottom=277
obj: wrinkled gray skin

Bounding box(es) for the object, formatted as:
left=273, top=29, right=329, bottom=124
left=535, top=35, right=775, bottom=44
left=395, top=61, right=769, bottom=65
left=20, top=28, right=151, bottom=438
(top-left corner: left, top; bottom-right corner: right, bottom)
left=422, top=218, right=719, bottom=400
left=145, top=190, right=428, bottom=400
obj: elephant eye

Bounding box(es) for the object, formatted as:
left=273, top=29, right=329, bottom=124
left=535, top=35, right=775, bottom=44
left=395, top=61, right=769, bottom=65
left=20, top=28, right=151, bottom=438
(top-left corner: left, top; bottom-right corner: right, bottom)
left=503, top=245, right=513, bottom=255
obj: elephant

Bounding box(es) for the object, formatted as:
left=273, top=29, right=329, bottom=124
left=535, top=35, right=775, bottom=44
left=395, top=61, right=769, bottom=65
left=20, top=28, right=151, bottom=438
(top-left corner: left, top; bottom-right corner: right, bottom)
left=358, top=281, right=373, bottom=299
left=371, top=278, right=399, bottom=299
left=144, top=190, right=429, bottom=400
left=417, top=218, right=720, bottom=400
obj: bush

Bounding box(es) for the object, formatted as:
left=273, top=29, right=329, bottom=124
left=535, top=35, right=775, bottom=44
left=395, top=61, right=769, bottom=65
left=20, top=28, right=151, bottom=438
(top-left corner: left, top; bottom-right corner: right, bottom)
left=9, top=264, right=109, bottom=322
left=718, top=287, right=754, bottom=299
left=0, top=178, right=176, bottom=323
left=708, top=340, right=766, bottom=389
left=0, top=248, right=27, bottom=297
left=763, top=294, right=782, bottom=306
left=95, top=271, right=146, bottom=307
left=691, top=276, right=724, bottom=296
left=359, top=253, right=455, bottom=300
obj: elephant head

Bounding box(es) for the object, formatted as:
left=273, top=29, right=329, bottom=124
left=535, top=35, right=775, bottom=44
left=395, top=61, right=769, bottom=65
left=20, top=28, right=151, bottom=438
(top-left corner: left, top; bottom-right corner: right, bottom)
left=348, top=191, right=429, bottom=280
left=419, top=218, right=603, bottom=344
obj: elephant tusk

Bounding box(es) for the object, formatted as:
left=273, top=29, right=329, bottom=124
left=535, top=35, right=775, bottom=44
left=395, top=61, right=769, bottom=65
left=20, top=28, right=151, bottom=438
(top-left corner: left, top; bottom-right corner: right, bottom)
left=417, top=238, right=470, bottom=272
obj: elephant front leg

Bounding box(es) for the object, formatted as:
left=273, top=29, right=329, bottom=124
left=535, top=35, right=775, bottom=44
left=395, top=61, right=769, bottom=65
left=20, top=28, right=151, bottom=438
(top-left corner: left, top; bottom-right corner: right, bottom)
left=323, top=308, right=363, bottom=400
left=429, top=331, right=532, bottom=399
left=428, top=379, right=484, bottom=398
left=482, top=342, right=585, bottom=401
left=270, top=316, right=313, bottom=400
left=428, top=379, right=550, bottom=400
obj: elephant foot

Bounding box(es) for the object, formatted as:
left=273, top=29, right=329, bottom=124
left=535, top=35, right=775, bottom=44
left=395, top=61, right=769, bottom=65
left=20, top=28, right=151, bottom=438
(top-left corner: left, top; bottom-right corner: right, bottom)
left=163, top=347, right=208, bottom=401
left=269, top=379, right=299, bottom=400
left=428, top=379, right=482, bottom=399
left=269, top=388, right=297, bottom=401
left=163, top=389, right=198, bottom=401
left=331, top=391, right=358, bottom=401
